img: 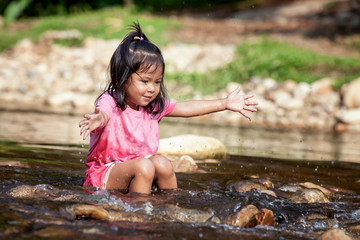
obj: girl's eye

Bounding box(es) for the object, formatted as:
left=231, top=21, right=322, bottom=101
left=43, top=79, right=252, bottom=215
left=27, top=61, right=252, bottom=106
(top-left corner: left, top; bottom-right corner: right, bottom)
left=141, top=80, right=148, bottom=83
left=156, top=81, right=161, bottom=84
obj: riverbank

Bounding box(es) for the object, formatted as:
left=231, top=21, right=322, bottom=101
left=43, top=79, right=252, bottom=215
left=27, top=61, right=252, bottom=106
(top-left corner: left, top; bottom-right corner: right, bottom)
left=1, top=36, right=360, bottom=133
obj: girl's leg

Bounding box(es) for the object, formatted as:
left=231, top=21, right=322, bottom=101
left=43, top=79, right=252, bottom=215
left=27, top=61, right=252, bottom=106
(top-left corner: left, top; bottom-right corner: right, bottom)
left=105, top=158, right=155, bottom=194
left=150, top=155, right=178, bottom=190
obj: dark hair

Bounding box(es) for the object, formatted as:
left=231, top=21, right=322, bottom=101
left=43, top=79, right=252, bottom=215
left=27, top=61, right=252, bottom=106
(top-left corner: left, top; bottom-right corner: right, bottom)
left=99, top=22, right=167, bottom=116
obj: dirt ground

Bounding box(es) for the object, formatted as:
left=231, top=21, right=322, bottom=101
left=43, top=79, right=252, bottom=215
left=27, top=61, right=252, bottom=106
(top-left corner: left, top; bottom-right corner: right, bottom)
left=168, top=0, right=360, bottom=58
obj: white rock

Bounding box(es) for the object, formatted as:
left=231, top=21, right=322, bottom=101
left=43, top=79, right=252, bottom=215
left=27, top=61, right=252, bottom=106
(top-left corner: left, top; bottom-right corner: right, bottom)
left=158, top=135, right=228, bottom=159
left=162, top=43, right=236, bottom=73
left=293, top=82, right=311, bottom=99
left=342, top=77, right=360, bottom=109
left=336, top=108, right=360, bottom=124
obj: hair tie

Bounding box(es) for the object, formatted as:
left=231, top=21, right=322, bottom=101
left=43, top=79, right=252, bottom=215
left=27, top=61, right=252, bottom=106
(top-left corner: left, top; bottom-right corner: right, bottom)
left=139, top=37, right=144, bottom=41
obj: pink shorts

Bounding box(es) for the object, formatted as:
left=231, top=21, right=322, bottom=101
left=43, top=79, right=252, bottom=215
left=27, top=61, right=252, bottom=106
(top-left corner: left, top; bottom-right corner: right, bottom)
left=83, top=161, right=119, bottom=189
left=83, top=155, right=153, bottom=189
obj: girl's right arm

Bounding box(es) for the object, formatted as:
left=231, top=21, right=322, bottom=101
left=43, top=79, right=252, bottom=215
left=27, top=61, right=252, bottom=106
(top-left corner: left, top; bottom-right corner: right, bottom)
left=79, top=107, right=108, bottom=140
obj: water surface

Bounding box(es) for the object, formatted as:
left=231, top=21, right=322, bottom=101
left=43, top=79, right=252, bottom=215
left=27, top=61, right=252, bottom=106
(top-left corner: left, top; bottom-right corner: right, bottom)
left=0, top=111, right=359, bottom=239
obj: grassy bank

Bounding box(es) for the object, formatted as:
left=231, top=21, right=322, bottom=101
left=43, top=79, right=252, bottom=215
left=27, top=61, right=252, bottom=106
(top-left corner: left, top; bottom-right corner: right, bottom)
left=167, top=38, right=360, bottom=94
left=0, top=6, right=179, bottom=51
left=1, top=6, right=359, bottom=93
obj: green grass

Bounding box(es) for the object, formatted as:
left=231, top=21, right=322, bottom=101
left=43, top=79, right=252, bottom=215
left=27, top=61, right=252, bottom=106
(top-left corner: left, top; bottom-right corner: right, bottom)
left=1, top=7, right=359, bottom=93
left=0, top=6, right=180, bottom=51
left=167, top=38, right=360, bottom=94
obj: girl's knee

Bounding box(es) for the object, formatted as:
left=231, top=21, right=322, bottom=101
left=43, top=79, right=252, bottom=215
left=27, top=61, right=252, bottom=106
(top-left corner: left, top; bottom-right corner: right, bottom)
left=151, top=155, right=174, bottom=177
left=135, top=158, right=155, bottom=180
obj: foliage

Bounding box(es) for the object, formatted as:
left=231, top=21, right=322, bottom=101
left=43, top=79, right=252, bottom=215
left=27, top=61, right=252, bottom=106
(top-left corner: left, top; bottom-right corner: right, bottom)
left=0, top=0, right=252, bottom=18
left=0, top=6, right=179, bottom=51
left=133, top=0, right=241, bottom=12
left=167, top=38, right=360, bottom=94
left=3, top=0, right=33, bottom=25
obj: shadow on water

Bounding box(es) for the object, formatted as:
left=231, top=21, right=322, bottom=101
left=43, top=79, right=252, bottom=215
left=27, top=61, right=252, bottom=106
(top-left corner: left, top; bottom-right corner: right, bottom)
left=0, top=111, right=359, bottom=239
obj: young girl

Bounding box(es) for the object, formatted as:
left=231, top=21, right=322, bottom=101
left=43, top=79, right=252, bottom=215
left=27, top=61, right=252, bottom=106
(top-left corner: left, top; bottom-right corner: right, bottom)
left=79, top=22, right=258, bottom=194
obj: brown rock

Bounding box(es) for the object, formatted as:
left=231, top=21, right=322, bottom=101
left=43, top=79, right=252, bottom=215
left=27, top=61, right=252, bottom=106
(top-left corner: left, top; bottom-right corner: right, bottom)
left=226, top=205, right=259, bottom=227
left=334, top=122, right=349, bottom=133
left=0, top=161, right=28, bottom=167
left=165, top=204, right=214, bottom=223
left=318, top=228, right=352, bottom=240
left=299, top=182, right=331, bottom=196
left=260, top=189, right=277, bottom=198
left=108, top=211, right=146, bottom=222
left=349, top=225, right=360, bottom=233
left=72, top=204, right=110, bottom=220
left=35, top=227, right=74, bottom=238
left=245, top=208, right=275, bottom=228
left=171, top=155, right=198, bottom=173
left=290, top=188, right=330, bottom=203
left=260, top=179, right=274, bottom=188
left=229, top=181, right=267, bottom=193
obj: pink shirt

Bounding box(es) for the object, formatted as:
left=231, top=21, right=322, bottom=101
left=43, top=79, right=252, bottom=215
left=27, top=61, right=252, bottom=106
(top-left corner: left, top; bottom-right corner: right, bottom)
left=84, top=92, right=176, bottom=187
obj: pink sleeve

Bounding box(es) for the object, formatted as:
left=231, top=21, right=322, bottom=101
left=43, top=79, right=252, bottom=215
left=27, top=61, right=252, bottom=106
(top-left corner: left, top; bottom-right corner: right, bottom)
left=96, top=93, right=117, bottom=119
left=157, top=100, right=176, bottom=123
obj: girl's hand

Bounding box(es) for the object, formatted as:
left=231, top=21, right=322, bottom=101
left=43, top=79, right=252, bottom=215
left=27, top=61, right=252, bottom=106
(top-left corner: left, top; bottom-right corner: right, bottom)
left=79, top=108, right=106, bottom=140
left=226, top=86, right=258, bottom=120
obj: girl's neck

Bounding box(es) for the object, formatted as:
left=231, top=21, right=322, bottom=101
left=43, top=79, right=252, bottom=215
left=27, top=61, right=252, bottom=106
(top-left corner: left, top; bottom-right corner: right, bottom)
left=126, top=101, right=139, bottom=111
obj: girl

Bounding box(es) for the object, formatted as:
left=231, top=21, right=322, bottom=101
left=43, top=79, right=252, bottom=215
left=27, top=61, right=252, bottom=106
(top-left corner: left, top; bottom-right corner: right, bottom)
left=79, top=22, right=258, bottom=194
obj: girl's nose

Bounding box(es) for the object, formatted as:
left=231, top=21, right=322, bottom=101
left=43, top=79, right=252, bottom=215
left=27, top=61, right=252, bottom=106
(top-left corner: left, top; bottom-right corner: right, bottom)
left=147, top=83, right=155, bottom=92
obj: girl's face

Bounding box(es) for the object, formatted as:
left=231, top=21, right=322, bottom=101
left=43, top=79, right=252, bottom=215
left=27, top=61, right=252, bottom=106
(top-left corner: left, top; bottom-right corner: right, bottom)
left=124, top=64, right=163, bottom=110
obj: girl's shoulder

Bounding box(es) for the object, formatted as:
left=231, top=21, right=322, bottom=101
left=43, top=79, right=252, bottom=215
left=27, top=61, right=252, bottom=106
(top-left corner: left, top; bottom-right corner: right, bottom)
left=98, top=92, right=116, bottom=103
left=96, top=92, right=118, bottom=112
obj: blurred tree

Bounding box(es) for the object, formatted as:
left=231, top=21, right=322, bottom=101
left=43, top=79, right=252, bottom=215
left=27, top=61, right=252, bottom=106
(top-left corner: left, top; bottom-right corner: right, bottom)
left=3, top=0, right=32, bottom=26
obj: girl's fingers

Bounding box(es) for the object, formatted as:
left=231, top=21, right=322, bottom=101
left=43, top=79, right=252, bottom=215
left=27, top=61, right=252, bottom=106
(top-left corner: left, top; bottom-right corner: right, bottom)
left=244, top=94, right=254, bottom=100
left=244, top=106, right=258, bottom=112
left=245, top=102, right=258, bottom=106
left=80, top=125, right=89, bottom=135
left=83, top=130, right=90, bottom=140
left=79, top=119, right=87, bottom=127
left=239, top=110, right=250, bottom=119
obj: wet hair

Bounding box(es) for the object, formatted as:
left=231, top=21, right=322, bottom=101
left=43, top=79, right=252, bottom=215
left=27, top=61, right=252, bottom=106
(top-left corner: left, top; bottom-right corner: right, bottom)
left=99, top=22, right=167, bottom=116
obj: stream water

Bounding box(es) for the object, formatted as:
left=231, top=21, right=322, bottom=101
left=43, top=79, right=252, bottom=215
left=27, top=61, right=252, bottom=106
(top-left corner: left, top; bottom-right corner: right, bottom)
left=0, top=111, right=359, bottom=239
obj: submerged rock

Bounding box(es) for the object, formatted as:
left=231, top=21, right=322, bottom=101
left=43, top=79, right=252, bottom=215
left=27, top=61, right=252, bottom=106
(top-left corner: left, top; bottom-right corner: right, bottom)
left=226, top=205, right=259, bottom=227
left=72, top=204, right=110, bottom=220
left=225, top=205, right=276, bottom=228
left=290, top=188, right=330, bottom=203
left=35, top=227, right=75, bottom=238
left=109, top=211, right=147, bottom=222
left=164, top=204, right=219, bottom=224
left=245, top=208, right=276, bottom=228
left=6, top=184, right=79, bottom=201
left=170, top=155, right=199, bottom=173
left=318, top=228, right=352, bottom=240
left=158, top=135, right=228, bottom=159
left=299, top=182, right=332, bottom=196
left=0, top=161, right=29, bottom=168
left=349, top=224, right=360, bottom=233
left=228, top=181, right=266, bottom=192
left=7, top=184, right=59, bottom=199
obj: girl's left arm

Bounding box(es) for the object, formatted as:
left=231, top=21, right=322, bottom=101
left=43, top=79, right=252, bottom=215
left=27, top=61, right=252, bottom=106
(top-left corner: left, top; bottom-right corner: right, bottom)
left=167, top=87, right=258, bottom=119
